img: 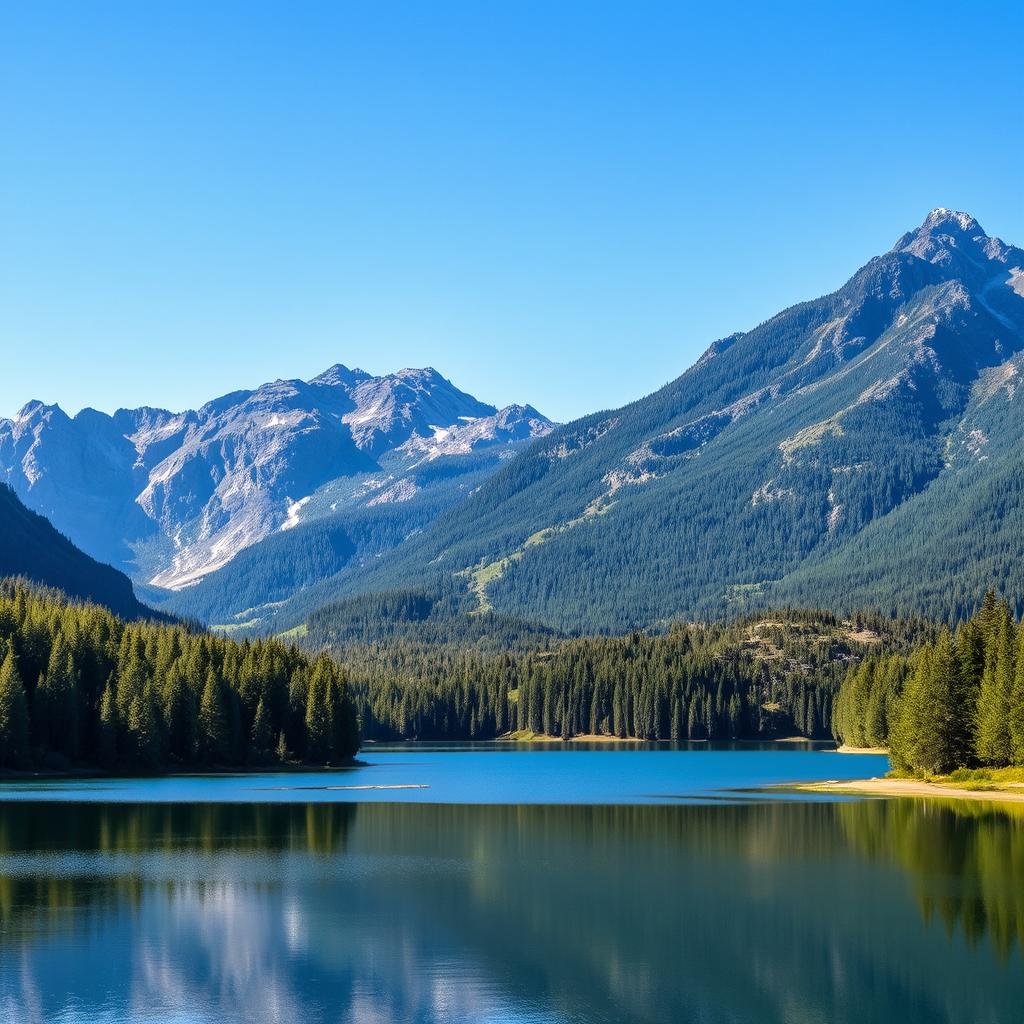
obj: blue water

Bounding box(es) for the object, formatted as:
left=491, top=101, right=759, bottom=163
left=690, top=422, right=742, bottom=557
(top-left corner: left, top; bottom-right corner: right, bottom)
left=4, top=748, right=1023, bottom=1024
left=1, top=778, right=1022, bottom=1023
left=0, top=744, right=890, bottom=804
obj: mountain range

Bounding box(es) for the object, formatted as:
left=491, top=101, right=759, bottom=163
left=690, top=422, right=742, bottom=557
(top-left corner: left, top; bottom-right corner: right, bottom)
left=5, top=209, right=1024, bottom=634
left=0, top=366, right=553, bottom=622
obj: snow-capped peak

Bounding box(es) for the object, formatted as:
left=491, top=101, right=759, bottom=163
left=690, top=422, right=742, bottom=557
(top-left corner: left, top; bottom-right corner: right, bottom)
left=921, top=208, right=983, bottom=236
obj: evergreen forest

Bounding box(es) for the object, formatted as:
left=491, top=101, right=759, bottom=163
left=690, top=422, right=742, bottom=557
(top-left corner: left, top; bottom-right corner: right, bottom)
left=317, top=599, right=926, bottom=742
left=833, top=591, right=1024, bottom=776
left=0, top=581, right=359, bottom=771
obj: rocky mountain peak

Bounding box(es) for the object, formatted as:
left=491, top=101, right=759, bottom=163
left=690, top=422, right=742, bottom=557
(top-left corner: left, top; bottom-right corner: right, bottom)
left=920, top=208, right=983, bottom=236
left=309, top=363, right=371, bottom=389
left=894, top=208, right=991, bottom=266
left=14, top=400, right=61, bottom=424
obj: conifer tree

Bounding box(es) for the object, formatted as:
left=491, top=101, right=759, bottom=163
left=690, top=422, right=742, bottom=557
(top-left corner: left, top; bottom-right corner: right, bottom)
left=0, top=581, right=362, bottom=770
left=0, top=647, right=29, bottom=768
left=975, top=590, right=999, bottom=643
left=127, top=687, right=161, bottom=768
left=98, top=678, right=118, bottom=767
left=198, top=668, right=229, bottom=764
left=116, top=656, right=148, bottom=736
left=40, top=636, right=80, bottom=760
left=1009, top=626, right=1024, bottom=764
left=976, top=608, right=1014, bottom=765
left=890, top=631, right=960, bottom=775
left=162, top=663, right=197, bottom=762
left=864, top=664, right=888, bottom=748
left=305, top=659, right=332, bottom=762
left=250, top=697, right=273, bottom=763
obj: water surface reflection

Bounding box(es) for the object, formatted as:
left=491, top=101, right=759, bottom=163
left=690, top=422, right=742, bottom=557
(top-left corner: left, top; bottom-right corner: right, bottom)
left=1, top=800, right=1022, bottom=1023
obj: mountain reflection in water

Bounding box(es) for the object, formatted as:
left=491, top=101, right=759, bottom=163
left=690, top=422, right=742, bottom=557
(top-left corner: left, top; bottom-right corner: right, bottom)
left=0, top=799, right=1022, bottom=1023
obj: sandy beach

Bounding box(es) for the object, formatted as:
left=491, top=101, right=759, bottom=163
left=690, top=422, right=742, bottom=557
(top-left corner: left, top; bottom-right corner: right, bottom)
left=801, top=777, right=1024, bottom=804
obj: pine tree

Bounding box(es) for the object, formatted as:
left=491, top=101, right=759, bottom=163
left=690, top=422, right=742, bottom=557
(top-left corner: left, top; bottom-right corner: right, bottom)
left=977, top=591, right=999, bottom=641
left=38, top=635, right=80, bottom=759
left=727, top=692, right=741, bottom=739
left=0, top=582, right=360, bottom=770
left=305, top=659, right=332, bottom=762
left=127, top=687, right=161, bottom=768
left=116, top=655, right=149, bottom=748
left=275, top=730, right=289, bottom=764
left=848, top=660, right=873, bottom=747
left=976, top=609, right=1014, bottom=766
left=98, top=678, right=117, bottom=767
left=890, top=631, right=961, bottom=775
left=0, top=647, right=30, bottom=768
left=804, top=693, right=818, bottom=739
left=250, top=697, right=273, bottom=763
left=198, top=668, right=229, bottom=764
left=333, top=672, right=359, bottom=760
left=1009, top=626, right=1024, bottom=765
left=162, top=662, right=197, bottom=762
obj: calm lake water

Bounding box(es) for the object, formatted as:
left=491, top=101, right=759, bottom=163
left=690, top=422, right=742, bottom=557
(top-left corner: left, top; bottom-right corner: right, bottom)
left=1, top=748, right=1022, bottom=1023
left=0, top=743, right=887, bottom=804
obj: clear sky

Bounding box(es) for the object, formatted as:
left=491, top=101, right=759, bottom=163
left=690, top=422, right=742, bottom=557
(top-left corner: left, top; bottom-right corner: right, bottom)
left=2, top=1, right=1022, bottom=423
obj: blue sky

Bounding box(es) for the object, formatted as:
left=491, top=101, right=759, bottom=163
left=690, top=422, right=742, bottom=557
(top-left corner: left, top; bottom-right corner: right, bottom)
left=2, top=1, right=1022, bottom=423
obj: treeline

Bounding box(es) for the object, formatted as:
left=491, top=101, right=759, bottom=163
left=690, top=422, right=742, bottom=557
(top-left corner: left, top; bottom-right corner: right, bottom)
left=833, top=591, right=1024, bottom=775
left=336, top=610, right=915, bottom=741
left=0, top=581, right=358, bottom=771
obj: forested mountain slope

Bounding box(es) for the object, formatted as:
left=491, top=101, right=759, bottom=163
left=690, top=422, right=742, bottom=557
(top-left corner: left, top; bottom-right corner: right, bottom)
left=314, top=210, right=1024, bottom=631
left=0, top=484, right=154, bottom=620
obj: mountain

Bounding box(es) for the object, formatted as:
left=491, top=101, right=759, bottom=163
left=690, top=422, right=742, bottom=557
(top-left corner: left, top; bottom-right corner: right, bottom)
left=0, top=483, right=154, bottom=619
left=0, top=366, right=554, bottom=618
left=310, top=210, right=1024, bottom=631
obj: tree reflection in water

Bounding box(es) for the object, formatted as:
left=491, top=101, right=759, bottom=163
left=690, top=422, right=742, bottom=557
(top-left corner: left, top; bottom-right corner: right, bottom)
left=0, top=798, right=1022, bottom=1024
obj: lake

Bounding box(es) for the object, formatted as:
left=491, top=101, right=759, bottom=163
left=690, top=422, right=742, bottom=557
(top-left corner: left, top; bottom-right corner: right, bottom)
left=0, top=743, right=887, bottom=804
left=1, top=747, right=1022, bottom=1023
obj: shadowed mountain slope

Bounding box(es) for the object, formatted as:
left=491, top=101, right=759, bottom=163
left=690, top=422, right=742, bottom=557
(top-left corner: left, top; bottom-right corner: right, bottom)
left=0, top=484, right=155, bottom=619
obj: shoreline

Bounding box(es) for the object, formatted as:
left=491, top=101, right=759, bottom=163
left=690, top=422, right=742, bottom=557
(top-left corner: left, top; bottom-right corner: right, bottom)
left=493, top=732, right=830, bottom=745
left=0, top=760, right=367, bottom=781
left=796, top=777, right=1024, bottom=804
left=496, top=732, right=644, bottom=744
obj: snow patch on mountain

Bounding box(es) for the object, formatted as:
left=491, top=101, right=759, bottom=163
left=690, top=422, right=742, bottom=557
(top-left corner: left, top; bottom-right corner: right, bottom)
left=281, top=496, right=311, bottom=530
left=399, top=405, right=553, bottom=463
left=1009, top=268, right=1024, bottom=298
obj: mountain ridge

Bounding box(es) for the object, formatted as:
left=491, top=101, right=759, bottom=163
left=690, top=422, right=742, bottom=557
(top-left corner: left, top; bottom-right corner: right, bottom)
left=0, top=365, right=554, bottom=594
left=295, top=209, right=1024, bottom=632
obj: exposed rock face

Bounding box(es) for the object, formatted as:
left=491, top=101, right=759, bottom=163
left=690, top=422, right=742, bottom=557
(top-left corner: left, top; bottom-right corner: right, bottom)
left=0, top=367, right=553, bottom=589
